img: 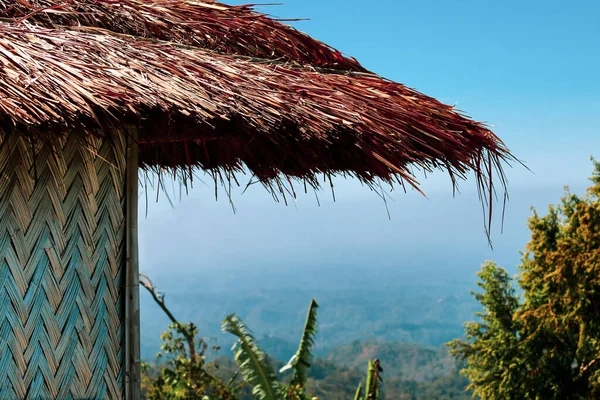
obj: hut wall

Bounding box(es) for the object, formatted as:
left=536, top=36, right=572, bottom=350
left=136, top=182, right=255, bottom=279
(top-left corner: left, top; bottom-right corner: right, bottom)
left=0, top=131, right=127, bottom=398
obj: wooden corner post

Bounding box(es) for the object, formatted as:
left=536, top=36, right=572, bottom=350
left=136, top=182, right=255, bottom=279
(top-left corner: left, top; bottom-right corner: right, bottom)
left=125, top=128, right=141, bottom=399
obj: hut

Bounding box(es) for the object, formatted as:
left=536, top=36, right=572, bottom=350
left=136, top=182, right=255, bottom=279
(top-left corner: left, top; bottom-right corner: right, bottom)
left=0, top=0, right=514, bottom=398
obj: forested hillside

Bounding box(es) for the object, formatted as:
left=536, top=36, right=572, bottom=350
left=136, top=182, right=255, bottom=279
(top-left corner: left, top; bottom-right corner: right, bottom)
left=143, top=340, right=470, bottom=399
left=308, top=341, right=470, bottom=399
left=140, top=279, right=479, bottom=361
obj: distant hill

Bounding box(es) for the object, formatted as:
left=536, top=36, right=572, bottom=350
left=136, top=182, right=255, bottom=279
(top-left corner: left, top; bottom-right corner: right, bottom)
left=327, top=339, right=457, bottom=382
left=312, top=342, right=470, bottom=399
left=140, top=276, right=479, bottom=361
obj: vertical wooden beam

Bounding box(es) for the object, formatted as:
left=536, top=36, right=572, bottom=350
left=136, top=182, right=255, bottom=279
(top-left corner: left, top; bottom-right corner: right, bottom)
left=125, top=128, right=141, bottom=399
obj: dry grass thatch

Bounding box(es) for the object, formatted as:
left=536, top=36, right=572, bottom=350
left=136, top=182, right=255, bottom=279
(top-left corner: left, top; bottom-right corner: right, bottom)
left=0, top=0, right=365, bottom=71
left=0, top=0, right=517, bottom=234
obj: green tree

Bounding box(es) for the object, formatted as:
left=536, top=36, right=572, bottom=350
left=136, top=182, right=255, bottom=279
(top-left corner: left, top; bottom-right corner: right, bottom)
left=450, top=158, right=600, bottom=399
left=449, top=262, right=523, bottom=399
left=140, top=274, right=239, bottom=400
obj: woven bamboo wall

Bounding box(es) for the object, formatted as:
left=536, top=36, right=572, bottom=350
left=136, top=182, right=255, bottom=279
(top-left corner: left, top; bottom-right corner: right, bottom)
left=0, top=131, right=127, bottom=399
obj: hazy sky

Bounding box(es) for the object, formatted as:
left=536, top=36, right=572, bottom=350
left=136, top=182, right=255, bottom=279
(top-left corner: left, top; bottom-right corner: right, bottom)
left=138, top=1, right=599, bottom=285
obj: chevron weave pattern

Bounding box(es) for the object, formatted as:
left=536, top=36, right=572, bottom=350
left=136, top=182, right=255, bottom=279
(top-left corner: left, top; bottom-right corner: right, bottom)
left=0, top=132, right=127, bottom=399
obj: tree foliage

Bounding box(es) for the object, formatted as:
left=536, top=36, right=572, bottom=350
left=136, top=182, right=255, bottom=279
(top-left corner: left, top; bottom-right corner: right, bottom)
left=142, top=322, right=239, bottom=400
left=450, top=158, right=600, bottom=399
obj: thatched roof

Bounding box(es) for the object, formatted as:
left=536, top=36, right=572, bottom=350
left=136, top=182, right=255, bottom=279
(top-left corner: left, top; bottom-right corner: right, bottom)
left=0, top=0, right=365, bottom=71
left=0, top=0, right=515, bottom=230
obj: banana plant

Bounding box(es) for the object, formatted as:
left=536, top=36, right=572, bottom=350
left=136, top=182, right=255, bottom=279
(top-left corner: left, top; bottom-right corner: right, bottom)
left=222, top=299, right=382, bottom=400
left=222, top=314, right=285, bottom=400
left=222, top=300, right=320, bottom=400
left=353, top=384, right=363, bottom=400
left=280, top=299, right=319, bottom=396
left=364, top=360, right=383, bottom=400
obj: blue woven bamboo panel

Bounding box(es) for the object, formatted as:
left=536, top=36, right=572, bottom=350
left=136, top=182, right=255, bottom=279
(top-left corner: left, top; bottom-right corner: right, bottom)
left=0, top=132, right=127, bottom=399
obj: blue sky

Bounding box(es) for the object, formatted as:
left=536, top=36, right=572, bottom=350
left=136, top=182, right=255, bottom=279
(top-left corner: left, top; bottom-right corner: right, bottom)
left=262, top=0, right=600, bottom=186
left=139, top=1, right=599, bottom=284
